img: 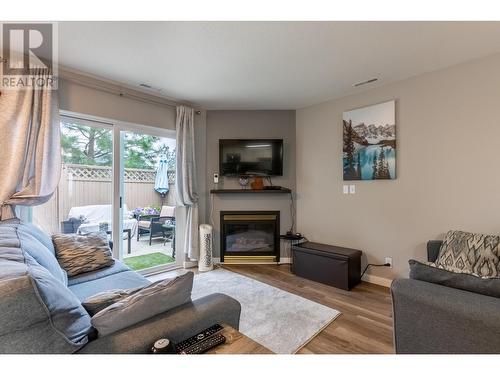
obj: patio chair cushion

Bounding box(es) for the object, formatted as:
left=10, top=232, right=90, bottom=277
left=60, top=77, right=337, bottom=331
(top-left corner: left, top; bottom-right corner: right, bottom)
left=159, top=206, right=175, bottom=217
left=138, top=220, right=151, bottom=229
left=52, top=232, right=115, bottom=277
left=91, top=272, right=193, bottom=336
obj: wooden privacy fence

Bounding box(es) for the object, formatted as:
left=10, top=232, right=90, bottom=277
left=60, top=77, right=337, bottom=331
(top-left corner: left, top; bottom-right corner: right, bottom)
left=33, top=164, right=176, bottom=234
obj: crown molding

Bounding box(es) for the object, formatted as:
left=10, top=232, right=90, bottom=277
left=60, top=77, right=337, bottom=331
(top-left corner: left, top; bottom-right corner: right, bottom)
left=58, top=65, right=202, bottom=110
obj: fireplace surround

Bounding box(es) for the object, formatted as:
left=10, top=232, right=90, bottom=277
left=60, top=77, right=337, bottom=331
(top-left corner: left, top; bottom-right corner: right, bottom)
left=220, top=211, right=280, bottom=263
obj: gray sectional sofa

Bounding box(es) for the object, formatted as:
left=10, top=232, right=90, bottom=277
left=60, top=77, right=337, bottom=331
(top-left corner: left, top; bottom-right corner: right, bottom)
left=0, top=220, right=241, bottom=354
left=391, top=241, right=500, bottom=354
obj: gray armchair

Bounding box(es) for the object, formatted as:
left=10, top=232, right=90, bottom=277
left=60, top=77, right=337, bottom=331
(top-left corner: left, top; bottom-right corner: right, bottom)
left=391, top=240, right=500, bottom=354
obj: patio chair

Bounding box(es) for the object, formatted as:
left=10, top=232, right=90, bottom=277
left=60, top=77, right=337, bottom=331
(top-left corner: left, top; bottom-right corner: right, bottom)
left=137, top=205, right=176, bottom=246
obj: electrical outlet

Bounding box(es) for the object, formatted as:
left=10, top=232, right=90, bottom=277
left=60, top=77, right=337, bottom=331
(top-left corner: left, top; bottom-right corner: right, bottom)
left=385, top=257, right=393, bottom=268
left=343, top=185, right=349, bottom=194
left=349, top=184, right=356, bottom=194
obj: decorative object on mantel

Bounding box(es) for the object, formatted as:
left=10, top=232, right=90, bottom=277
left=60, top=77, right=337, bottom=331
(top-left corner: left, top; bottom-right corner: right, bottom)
left=250, top=176, right=264, bottom=190
left=238, top=176, right=250, bottom=189
left=343, top=100, right=396, bottom=180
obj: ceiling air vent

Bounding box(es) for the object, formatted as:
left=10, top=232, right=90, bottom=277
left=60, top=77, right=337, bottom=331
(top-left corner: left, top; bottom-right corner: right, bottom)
left=353, top=78, right=378, bottom=87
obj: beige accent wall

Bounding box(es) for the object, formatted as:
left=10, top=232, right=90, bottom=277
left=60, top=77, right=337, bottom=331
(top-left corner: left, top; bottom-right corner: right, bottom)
left=58, top=78, right=176, bottom=129
left=296, top=53, right=500, bottom=280
left=205, top=110, right=296, bottom=259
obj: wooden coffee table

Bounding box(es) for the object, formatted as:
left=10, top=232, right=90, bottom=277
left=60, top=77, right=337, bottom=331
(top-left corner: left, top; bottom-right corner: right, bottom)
left=206, top=324, right=273, bottom=354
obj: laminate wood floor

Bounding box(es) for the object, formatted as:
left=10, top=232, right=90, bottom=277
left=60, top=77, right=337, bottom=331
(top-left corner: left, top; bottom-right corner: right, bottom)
left=222, top=264, right=394, bottom=354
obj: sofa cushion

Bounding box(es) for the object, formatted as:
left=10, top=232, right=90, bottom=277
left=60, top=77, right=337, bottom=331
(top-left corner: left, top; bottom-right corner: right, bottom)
left=436, top=230, right=500, bottom=277
left=82, top=287, right=143, bottom=315
left=409, top=259, right=500, bottom=298
left=91, top=272, right=193, bottom=336
left=68, top=260, right=130, bottom=286
left=69, top=270, right=150, bottom=301
left=0, top=223, right=92, bottom=353
left=52, top=232, right=115, bottom=277
left=17, top=224, right=67, bottom=285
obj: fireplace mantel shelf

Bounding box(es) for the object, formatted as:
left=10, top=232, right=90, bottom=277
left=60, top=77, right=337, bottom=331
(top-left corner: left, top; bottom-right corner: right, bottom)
left=210, top=188, right=292, bottom=194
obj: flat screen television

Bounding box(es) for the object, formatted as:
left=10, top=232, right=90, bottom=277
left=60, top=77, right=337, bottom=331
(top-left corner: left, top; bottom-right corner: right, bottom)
left=219, top=139, right=283, bottom=176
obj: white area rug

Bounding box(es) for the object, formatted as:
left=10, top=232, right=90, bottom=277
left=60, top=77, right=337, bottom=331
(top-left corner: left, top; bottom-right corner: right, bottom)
left=192, top=268, right=340, bottom=354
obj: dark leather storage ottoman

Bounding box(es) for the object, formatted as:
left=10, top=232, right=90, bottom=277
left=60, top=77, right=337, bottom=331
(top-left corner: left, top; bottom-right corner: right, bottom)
left=291, top=241, right=362, bottom=290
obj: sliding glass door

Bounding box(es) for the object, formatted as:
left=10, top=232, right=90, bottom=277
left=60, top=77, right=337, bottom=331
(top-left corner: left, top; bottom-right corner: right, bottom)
left=31, top=112, right=181, bottom=274
left=118, top=128, right=180, bottom=273
left=33, top=116, right=114, bottom=240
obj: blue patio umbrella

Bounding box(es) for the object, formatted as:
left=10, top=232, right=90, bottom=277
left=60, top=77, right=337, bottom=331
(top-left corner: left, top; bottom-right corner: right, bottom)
left=154, top=156, right=170, bottom=206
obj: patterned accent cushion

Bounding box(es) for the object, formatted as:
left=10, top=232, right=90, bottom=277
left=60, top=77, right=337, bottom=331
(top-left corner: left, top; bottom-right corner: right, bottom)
left=52, top=232, right=115, bottom=277
left=436, top=230, right=500, bottom=278
left=91, top=272, right=193, bottom=336
left=82, top=287, right=142, bottom=315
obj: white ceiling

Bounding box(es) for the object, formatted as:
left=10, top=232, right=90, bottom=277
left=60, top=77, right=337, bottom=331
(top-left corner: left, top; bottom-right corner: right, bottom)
left=58, top=22, right=500, bottom=109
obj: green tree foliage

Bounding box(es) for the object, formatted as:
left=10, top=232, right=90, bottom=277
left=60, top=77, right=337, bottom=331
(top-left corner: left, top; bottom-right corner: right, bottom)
left=372, top=150, right=378, bottom=179
left=343, top=120, right=358, bottom=179
left=61, top=123, right=112, bottom=166
left=375, top=147, right=391, bottom=179
left=61, top=122, right=176, bottom=170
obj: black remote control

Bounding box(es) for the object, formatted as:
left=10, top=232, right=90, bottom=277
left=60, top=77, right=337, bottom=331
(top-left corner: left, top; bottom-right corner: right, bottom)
left=175, top=323, right=224, bottom=353
left=180, top=334, right=226, bottom=354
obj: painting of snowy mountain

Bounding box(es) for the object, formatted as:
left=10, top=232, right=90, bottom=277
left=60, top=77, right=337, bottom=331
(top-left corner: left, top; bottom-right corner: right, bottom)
left=343, top=100, right=396, bottom=180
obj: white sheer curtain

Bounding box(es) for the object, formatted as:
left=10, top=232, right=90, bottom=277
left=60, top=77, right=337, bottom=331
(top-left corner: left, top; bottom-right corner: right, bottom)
left=175, top=105, right=199, bottom=260
left=0, top=70, right=61, bottom=220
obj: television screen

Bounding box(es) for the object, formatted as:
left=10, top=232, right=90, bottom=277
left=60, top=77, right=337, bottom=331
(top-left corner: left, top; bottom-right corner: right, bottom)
left=219, top=139, right=283, bottom=176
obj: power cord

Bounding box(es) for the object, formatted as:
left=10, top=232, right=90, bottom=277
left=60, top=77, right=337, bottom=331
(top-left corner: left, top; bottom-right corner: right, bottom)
left=361, top=263, right=391, bottom=278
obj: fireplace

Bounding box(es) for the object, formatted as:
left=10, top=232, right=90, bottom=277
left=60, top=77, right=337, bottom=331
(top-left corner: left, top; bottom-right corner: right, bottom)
left=220, top=211, right=280, bottom=263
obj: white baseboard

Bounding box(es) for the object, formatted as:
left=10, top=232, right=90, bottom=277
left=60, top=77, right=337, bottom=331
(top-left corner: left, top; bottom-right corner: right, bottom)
left=361, top=274, right=393, bottom=288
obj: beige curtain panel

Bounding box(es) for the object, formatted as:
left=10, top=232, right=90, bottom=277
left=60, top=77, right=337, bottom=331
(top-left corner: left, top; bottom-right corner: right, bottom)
left=0, top=71, right=61, bottom=220
left=175, top=105, right=199, bottom=260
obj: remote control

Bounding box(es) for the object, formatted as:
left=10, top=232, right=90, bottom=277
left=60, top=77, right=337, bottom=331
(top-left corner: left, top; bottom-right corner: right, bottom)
left=175, top=323, right=224, bottom=353
left=180, top=334, right=226, bottom=354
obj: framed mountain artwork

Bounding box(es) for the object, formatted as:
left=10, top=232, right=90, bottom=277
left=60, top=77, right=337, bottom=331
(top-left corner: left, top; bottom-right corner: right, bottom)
left=343, top=100, right=396, bottom=180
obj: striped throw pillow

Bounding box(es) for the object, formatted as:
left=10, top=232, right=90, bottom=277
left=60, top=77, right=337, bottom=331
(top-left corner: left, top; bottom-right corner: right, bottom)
left=52, top=232, right=115, bottom=277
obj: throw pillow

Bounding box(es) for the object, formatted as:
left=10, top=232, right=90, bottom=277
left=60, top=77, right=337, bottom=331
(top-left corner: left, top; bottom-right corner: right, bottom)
left=52, top=232, right=115, bottom=277
left=409, top=259, right=500, bottom=298
left=91, top=272, right=194, bottom=336
left=435, top=230, right=500, bottom=278
left=82, top=287, right=142, bottom=315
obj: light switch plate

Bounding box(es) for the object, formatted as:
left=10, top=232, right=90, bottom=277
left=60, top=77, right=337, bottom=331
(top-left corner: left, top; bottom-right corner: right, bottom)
left=349, top=185, right=356, bottom=194
left=343, top=185, right=349, bottom=194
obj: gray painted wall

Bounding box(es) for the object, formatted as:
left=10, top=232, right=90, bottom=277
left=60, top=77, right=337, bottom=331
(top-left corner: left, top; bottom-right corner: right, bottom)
left=205, top=110, right=296, bottom=259
left=296, top=52, right=500, bottom=280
